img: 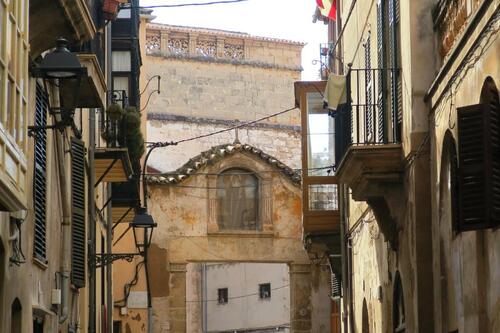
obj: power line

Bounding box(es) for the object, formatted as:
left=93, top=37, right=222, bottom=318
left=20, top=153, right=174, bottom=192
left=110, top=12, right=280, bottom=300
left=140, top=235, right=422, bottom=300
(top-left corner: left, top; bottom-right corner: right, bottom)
left=185, top=284, right=290, bottom=303
left=128, top=0, right=249, bottom=9
left=148, top=106, right=299, bottom=148
left=145, top=165, right=335, bottom=177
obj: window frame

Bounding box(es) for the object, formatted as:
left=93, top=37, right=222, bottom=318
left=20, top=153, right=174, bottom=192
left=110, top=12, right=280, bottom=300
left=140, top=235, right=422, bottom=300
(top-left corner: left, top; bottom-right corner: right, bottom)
left=216, top=167, right=261, bottom=231
left=258, top=283, right=271, bottom=299
left=0, top=0, right=28, bottom=212
left=217, top=287, right=228, bottom=305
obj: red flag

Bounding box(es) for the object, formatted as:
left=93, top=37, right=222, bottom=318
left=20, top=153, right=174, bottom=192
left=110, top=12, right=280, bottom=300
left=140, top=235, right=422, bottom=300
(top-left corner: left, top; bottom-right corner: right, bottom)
left=316, top=0, right=336, bottom=21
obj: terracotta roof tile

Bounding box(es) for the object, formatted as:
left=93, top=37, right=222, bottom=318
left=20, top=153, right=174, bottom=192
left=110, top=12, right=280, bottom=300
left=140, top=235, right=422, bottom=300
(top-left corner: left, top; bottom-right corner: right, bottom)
left=146, top=142, right=301, bottom=185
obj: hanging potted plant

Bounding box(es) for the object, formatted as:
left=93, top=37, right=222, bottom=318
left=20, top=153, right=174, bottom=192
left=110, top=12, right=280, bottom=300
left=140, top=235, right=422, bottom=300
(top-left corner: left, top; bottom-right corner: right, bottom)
left=103, top=0, right=126, bottom=21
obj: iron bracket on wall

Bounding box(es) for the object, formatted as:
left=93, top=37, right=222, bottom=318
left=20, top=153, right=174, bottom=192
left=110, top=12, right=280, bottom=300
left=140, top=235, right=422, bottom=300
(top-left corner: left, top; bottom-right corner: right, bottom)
left=91, top=252, right=141, bottom=268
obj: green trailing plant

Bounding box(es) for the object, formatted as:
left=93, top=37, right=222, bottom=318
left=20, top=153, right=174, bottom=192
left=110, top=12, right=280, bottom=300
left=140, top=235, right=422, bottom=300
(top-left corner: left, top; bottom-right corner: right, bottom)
left=106, top=103, right=124, bottom=121
left=118, top=106, right=145, bottom=174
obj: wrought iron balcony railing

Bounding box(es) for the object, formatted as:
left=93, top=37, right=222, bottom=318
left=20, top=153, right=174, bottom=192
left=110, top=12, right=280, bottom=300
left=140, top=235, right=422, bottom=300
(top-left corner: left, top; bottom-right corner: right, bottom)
left=334, top=66, right=402, bottom=165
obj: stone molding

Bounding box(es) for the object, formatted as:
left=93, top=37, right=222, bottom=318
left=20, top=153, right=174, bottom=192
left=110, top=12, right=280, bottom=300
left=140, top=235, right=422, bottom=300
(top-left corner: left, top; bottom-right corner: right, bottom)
left=147, top=113, right=301, bottom=132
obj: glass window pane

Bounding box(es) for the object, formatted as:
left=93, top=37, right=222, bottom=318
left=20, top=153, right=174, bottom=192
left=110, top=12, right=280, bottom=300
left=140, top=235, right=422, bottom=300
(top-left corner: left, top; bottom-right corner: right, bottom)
left=307, top=92, right=335, bottom=176
left=113, top=76, right=129, bottom=99
left=217, top=168, right=259, bottom=230
left=117, top=8, right=131, bottom=19
left=112, top=51, right=131, bottom=72
left=308, top=184, right=338, bottom=211
left=6, top=78, right=15, bottom=134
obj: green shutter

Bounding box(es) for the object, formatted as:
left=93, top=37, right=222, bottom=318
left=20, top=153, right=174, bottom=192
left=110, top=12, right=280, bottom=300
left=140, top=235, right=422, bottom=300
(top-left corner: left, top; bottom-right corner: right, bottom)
left=33, top=82, right=48, bottom=262
left=71, top=138, right=86, bottom=288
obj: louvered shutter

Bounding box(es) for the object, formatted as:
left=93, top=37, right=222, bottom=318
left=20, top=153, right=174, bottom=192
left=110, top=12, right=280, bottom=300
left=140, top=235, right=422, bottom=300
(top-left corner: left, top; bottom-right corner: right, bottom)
left=365, top=36, right=373, bottom=141
left=71, top=138, right=86, bottom=288
left=376, top=0, right=387, bottom=143
left=33, top=82, right=48, bottom=262
left=457, top=103, right=500, bottom=230
left=331, top=273, right=341, bottom=299
left=389, top=0, right=402, bottom=141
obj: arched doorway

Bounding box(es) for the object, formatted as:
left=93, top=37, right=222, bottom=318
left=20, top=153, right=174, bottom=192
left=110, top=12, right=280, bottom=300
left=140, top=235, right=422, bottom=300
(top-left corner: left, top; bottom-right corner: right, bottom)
left=438, top=131, right=459, bottom=332
left=362, top=298, right=370, bottom=333
left=11, top=298, right=22, bottom=333
left=393, top=272, right=405, bottom=333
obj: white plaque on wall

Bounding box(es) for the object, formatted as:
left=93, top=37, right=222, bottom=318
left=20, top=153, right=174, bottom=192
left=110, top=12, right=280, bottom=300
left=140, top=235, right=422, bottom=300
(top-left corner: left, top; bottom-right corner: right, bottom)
left=127, top=291, right=148, bottom=309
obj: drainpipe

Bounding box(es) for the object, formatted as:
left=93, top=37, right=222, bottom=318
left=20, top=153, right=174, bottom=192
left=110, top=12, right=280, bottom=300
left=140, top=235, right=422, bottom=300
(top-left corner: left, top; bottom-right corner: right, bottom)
left=55, top=127, right=71, bottom=324
left=202, top=263, right=207, bottom=333
left=89, top=108, right=97, bottom=333
left=339, top=184, right=348, bottom=332
left=106, top=22, right=114, bottom=333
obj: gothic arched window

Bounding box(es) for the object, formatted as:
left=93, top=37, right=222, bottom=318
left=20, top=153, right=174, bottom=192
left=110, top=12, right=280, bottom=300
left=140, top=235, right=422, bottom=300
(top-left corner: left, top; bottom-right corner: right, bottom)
left=217, top=168, right=260, bottom=231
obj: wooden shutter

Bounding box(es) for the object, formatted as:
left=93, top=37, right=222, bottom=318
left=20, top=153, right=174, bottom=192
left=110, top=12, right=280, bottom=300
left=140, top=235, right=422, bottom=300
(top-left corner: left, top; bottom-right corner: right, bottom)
left=33, top=82, right=48, bottom=262
left=389, top=0, right=402, bottom=141
left=376, top=0, right=387, bottom=143
left=331, top=273, right=341, bottom=299
left=71, top=138, right=86, bottom=288
left=457, top=103, right=500, bottom=230
left=365, top=36, right=374, bottom=141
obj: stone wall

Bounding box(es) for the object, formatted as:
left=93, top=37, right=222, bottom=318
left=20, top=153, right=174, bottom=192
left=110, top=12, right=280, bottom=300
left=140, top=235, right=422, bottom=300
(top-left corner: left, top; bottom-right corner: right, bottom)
left=428, top=3, right=500, bottom=331
left=147, top=150, right=312, bottom=332
left=142, top=23, right=303, bottom=174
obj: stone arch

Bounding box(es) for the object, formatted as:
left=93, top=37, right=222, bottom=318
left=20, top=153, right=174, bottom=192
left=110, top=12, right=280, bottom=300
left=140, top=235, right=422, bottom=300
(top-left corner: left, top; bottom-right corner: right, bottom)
left=216, top=167, right=260, bottom=231
left=11, top=297, right=22, bottom=333
left=393, top=271, right=405, bottom=333
left=438, top=131, right=459, bottom=332
left=362, top=298, right=370, bottom=333
left=479, top=76, right=499, bottom=107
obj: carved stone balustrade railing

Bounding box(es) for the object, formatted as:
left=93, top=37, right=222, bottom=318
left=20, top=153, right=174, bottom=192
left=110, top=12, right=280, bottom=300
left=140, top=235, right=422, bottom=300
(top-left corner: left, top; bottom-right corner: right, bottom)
left=433, top=0, right=471, bottom=58
left=145, top=29, right=245, bottom=60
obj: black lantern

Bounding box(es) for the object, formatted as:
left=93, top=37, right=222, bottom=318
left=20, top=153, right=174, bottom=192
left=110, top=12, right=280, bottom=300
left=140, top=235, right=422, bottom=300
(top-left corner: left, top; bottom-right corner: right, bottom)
left=130, top=207, right=157, bottom=254
left=32, top=38, right=87, bottom=126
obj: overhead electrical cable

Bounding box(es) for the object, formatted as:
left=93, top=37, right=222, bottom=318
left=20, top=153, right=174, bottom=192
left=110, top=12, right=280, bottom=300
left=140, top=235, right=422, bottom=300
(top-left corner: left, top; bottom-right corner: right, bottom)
left=127, top=0, right=249, bottom=9
left=148, top=106, right=299, bottom=148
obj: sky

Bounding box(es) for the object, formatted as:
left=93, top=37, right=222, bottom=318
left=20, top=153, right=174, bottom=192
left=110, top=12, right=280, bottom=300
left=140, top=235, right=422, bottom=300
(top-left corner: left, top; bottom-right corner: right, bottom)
left=139, top=0, right=328, bottom=80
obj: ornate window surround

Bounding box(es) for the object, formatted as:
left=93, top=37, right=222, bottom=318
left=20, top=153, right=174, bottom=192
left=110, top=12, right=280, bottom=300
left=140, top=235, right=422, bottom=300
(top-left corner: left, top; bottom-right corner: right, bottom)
left=207, top=154, right=273, bottom=235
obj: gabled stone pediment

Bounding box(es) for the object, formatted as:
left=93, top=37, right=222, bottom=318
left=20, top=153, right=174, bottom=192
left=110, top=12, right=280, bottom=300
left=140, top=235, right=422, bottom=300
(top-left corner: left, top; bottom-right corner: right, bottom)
left=146, top=142, right=301, bottom=186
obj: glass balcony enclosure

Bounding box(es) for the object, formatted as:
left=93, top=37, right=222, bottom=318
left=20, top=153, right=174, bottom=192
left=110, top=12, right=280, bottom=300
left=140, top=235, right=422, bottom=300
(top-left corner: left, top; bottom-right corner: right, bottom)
left=295, top=81, right=340, bottom=235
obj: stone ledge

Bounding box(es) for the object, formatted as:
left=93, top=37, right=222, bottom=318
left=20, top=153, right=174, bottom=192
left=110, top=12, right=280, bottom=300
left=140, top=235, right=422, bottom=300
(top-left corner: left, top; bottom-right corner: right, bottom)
left=147, top=51, right=303, bottom=72
left=147, top=113, right=301, bottom=132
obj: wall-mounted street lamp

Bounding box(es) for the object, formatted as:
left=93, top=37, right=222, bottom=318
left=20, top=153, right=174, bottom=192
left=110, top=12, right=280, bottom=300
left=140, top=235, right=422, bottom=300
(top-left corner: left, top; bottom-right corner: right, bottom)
left=92, top=208, right=156, bottom=268
left=130, top=207, right=157, bottom=255
left=30, top=38, right=88, bottom=135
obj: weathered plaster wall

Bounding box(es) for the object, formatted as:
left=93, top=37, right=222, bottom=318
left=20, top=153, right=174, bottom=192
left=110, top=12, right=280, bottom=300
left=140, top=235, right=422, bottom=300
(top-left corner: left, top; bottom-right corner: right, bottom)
left=147, top=151, right=313, bottom=332
left=429, top=6, right=500, bottom=332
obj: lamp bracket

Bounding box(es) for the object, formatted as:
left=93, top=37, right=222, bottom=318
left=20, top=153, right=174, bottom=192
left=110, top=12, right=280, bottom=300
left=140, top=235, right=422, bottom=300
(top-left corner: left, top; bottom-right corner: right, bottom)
left=91, top=253, right=141, bottom=268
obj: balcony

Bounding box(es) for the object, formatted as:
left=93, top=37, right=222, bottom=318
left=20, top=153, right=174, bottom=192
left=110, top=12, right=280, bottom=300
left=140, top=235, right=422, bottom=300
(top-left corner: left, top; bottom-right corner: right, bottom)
left=29, top=0, right=96, bottom=58
left=294, top=81, right=340, bottom=237
left=334, top=67, right=404, bottom=202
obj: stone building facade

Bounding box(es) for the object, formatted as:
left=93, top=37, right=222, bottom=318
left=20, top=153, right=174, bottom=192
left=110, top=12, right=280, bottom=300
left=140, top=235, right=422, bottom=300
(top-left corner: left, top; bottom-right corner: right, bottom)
left=145, top=143, right=314, bottom=332
left=325, top=0, right=500, bottom=332
left=108, top=16, right=335, bottom=333
left=141, top=22, right=304, bottom=172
